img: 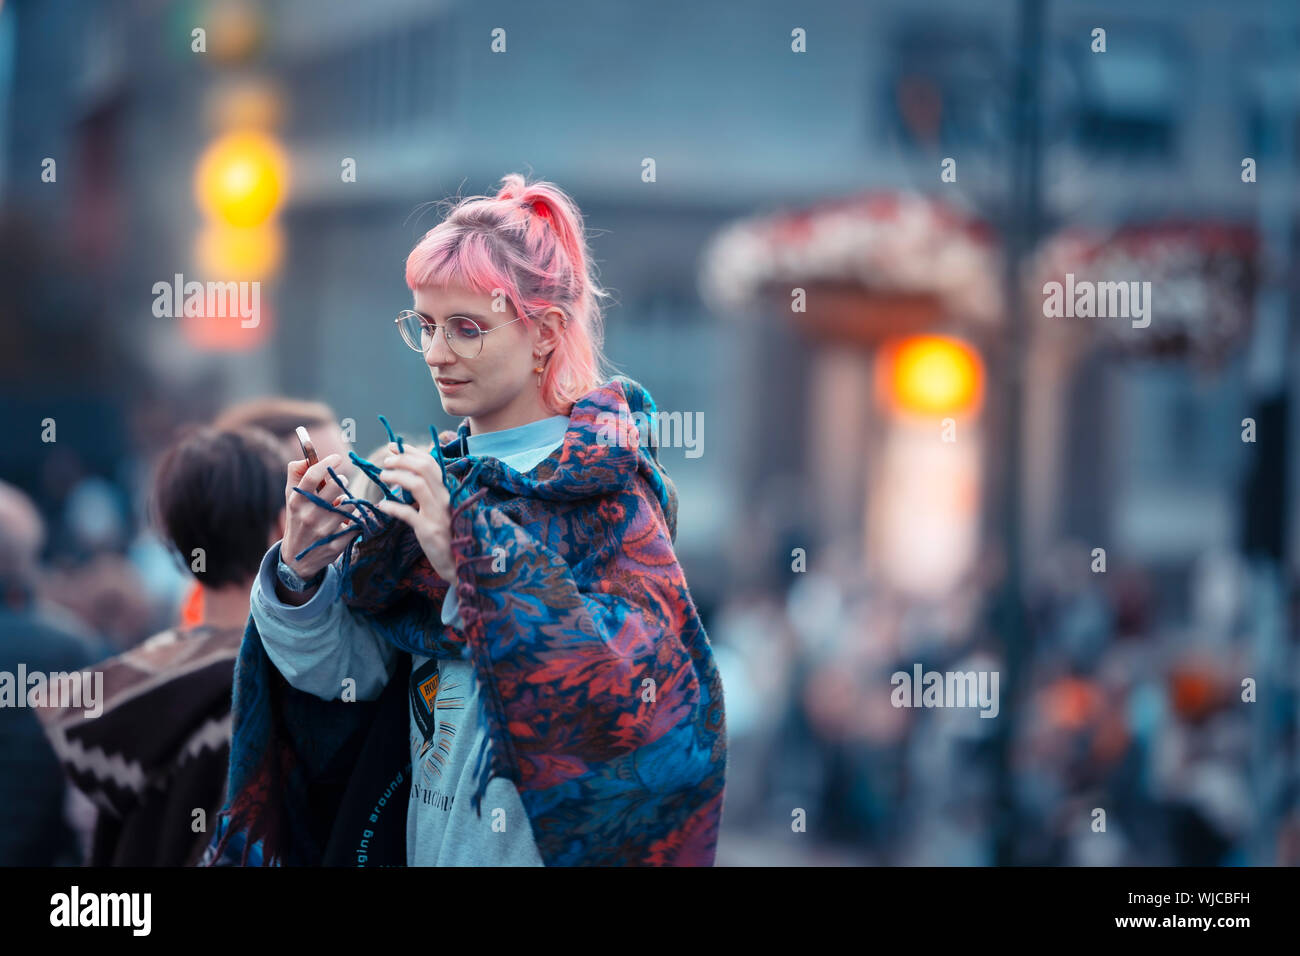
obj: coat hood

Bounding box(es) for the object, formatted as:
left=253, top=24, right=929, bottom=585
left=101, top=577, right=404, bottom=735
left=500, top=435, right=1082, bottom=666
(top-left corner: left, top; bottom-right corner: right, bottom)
left=437, top=374, right=680, bottom=542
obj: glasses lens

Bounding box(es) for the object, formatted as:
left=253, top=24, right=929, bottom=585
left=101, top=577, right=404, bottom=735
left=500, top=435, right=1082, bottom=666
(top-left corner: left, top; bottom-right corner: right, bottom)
left=445, top=316, right=484, bottom=358
left=397, top=313, right=487, bottom=357
left=396, top=312, right=427, bottom=352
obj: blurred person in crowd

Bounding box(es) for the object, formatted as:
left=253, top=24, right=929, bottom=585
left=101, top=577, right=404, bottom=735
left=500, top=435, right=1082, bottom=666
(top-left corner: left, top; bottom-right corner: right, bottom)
left=214, top=396, right=351, bottom=465
left=33, top=464, right=161, bottom=650
left=38, top=427, right=287, bottom=866
left=45, top=471, right=164, bottom=644
left=119, top=379, right=235, bottom=626
left=0, top=480, right=107, bottom=865
left=171, top=397, right=351, bottom=630
left=207, top=173, right=725, bottom=867
left=1152, top=657, right=1253, bottom=865
left=42, top=555, right=158, bottom=652
left=1278, top=782, right=1300, bottom=866
left=0, top=481, right=106, bottom=656
left=62, top=476, right=129, bottom=555
left=708, top=586, right=797, bottom=830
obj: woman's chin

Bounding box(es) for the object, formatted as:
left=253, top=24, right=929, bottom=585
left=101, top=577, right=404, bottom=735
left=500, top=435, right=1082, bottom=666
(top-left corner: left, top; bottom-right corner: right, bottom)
left=437, top=394, right=472, bottom=415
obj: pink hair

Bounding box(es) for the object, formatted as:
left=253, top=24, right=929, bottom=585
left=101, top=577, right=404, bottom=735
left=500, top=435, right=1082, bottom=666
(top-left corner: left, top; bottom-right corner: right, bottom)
left=404, top=173, right=616, bottom=416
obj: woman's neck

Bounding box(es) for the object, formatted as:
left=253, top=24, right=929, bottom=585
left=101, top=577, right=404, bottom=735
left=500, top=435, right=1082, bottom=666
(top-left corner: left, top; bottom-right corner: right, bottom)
left=469, top=391, right=555, bottom=436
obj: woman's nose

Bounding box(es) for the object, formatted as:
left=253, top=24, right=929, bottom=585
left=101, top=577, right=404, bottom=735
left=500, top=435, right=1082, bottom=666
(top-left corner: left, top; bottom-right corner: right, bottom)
left=424, top=327, right=455, bottom=366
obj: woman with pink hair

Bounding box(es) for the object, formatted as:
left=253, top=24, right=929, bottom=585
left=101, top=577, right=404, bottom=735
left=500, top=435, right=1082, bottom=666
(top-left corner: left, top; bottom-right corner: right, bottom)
left=207, top=174, right=727, bottom=867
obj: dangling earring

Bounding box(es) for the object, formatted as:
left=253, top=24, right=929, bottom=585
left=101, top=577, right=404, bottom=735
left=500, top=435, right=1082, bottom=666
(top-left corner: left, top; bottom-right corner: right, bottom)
left=534, top=355, right=545, bottom=388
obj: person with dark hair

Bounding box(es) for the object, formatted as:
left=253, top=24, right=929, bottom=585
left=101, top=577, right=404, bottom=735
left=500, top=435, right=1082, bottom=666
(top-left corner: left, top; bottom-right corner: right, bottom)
left=169, top=398, right=349, bottom=630
left=38, top=427, right=287, bottom=866
left=152, top=428, right=290, bottom=590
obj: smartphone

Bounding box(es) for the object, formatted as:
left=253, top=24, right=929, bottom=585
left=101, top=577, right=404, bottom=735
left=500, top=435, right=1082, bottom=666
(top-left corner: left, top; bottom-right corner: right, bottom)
left=295, top=426, right=327, bottom=492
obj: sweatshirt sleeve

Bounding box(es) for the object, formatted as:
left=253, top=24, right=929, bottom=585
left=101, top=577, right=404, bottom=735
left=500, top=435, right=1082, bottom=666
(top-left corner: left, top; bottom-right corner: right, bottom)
left=441, top=587, right=462, bottom=627
left=252, top=542, right=399, bottom=702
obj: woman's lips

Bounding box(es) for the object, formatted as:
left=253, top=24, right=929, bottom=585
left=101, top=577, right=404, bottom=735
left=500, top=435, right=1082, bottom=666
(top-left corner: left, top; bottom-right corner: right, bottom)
left=436, top=378, right=469, bottom=394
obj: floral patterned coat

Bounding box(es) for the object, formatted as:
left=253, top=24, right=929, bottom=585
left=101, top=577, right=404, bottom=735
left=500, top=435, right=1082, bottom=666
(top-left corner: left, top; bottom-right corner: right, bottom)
left=206, top=376, right=726, bottom=866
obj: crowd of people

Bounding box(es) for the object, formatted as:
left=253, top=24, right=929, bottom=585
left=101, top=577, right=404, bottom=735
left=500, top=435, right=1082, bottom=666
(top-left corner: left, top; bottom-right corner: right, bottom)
left=708, top=539, right=1299, bottom=865
left=0, top=397, right=358, bottom=866
left=5, top=404, right=1293, bottom=865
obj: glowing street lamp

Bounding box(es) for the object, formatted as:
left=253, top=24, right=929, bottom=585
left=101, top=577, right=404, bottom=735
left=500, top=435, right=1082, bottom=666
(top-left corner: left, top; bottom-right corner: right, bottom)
left=195, top=220, right=283, bottom=280
left=194, top=129, right=287, bottom=229
left=877, top=334, right=984, bottom=419
left=868, top=334, right=987, bottom=597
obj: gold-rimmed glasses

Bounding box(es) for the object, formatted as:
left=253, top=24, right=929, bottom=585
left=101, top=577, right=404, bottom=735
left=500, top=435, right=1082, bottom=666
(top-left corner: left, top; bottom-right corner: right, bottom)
left=394, top=310, right=526, bottom=359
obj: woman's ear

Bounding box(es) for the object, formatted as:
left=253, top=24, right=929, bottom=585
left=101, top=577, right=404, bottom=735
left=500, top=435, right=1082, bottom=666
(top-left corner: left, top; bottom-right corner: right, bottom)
left=536, top=307, right=567, bottom=356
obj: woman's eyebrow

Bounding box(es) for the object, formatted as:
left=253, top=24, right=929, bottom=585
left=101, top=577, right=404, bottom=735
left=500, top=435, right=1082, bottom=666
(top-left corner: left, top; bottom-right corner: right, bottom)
left=413, top=309, right=488, bottom=323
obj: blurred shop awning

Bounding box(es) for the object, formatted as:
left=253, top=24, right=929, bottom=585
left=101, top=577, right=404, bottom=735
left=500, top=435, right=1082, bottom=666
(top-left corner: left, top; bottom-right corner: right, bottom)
left=1028, top=221, right=1259, bottom=367
left=698, top=190, right=1003, bottom=346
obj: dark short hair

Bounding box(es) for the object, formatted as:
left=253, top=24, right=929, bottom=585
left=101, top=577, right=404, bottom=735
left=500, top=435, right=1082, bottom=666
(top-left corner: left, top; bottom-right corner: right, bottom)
left=152, top=427, right=286, bottom=588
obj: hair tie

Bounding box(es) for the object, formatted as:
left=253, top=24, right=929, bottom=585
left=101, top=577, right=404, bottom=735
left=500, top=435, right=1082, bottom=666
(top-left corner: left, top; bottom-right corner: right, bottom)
left=521, top=197, right=550, bottom=225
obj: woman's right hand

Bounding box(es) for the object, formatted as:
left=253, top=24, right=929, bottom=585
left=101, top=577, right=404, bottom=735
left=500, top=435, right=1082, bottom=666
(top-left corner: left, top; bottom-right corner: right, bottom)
left=280, top=454, right=359, bottom=583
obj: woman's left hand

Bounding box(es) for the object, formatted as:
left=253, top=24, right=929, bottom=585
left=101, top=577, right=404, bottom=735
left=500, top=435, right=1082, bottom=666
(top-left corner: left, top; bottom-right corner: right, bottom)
left=375, top=442, right=457, bottom=582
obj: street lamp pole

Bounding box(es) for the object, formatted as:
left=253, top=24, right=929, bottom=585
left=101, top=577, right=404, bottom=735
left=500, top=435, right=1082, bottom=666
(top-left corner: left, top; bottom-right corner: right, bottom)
left=1242, top=18, right=1297, bottom=866
left=992, top=0, right=1045, bottom=867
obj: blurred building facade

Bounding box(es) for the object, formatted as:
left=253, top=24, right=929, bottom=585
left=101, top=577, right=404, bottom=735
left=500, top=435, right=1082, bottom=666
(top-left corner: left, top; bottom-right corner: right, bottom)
left=3, top=0, right=1294, bottom=587
left=2, top=0, right=1298, bottom=864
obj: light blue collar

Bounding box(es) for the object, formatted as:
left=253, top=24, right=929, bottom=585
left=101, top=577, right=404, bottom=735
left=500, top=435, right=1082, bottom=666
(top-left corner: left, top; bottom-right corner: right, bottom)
left=466, top=414, right=570, bottom=459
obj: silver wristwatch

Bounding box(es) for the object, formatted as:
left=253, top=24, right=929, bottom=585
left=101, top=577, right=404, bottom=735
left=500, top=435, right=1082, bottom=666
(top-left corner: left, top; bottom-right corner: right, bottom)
left=276, top=555, right=326, bottom=592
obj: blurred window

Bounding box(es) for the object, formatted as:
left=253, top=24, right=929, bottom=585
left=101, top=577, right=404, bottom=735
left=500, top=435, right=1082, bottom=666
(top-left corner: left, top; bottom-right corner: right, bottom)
left=286, top=18, right=444, bottom=141
left=1241, top=49, right=1300, bottom=158
left=882, top=24, right=1004, bottom=151
left=1111, top=363, right=1247, bottom=560
left=1125, top=365, right=1244, bottom=479
left=1071, top=34, right=1180, bottom=159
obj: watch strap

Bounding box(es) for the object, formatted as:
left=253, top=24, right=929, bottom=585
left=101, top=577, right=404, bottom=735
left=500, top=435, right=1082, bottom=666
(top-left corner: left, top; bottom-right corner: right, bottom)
left=276, top=555, right=326, bottom=592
